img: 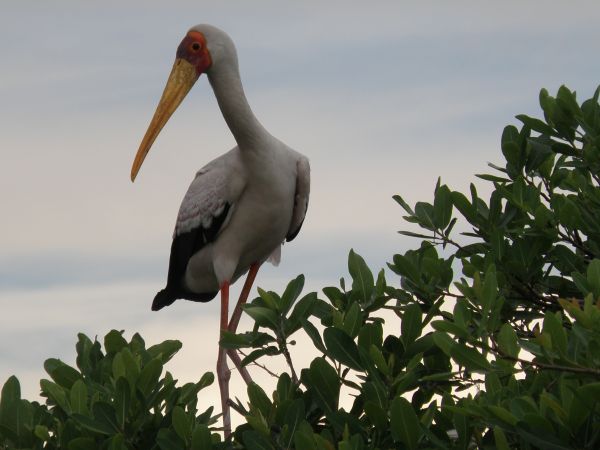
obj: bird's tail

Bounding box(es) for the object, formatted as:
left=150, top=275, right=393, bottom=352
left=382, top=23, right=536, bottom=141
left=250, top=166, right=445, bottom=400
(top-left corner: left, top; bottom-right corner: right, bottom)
left=151, top=287, right=219, bottom=311
left=152, top=288, right=176, bottom=311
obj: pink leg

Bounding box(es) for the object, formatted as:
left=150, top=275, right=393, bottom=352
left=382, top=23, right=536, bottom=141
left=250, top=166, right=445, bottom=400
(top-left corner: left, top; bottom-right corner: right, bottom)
left=226, top=263, right=260, bottom=386
left=229, top=263, right=260, bottom=332
left=217, top=282, right=232, bottom=438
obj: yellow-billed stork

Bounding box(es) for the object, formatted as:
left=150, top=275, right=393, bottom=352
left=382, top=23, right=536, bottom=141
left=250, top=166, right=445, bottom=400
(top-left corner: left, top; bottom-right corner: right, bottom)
left=130, top=24, right=310, bottom=437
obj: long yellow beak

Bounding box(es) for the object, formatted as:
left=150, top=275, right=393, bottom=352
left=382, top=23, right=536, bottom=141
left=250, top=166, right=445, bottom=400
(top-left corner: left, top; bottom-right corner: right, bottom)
left=131, top=58, right=199, bottom=181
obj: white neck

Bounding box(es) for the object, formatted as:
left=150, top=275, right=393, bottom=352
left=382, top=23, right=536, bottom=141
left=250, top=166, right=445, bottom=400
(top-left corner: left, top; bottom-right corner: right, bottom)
left=207, top=60, right=268, bottom=148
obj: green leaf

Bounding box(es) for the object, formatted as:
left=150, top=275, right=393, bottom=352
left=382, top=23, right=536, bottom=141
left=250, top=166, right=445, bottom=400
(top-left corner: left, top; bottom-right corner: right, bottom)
left=393, top=194, right=414, bottom=215
left=114, top=378, right=130, bottom=429
left=369, top=345, right=390, bottom=376
left=301, top=318, right=327, bottom=354
left=497, top=324, right=519, bottom=359
left=191, top=424, right=212, bottom=450
left=543, top=311, right=567, bottom=356
left=172, top=406, right=191, bottom=442
left=516, top=114, right=556, bottom=135
left=478, top=264, right=497, bottom=334
left=516, top=428, right=572, bottom=450
left=112, top=353, right=126, bottom=381
left=72, top=413, right=115, bottom=435
left=390, top=396, right=422, bottom=449
left=557, top=85, right=582, bottom=117
left=364, top=401, right=388, bottom=430
left=0, top=375, right=21, bottom=413
left=69, top=379, right=88, bottom=415
left=288, top=293, right=318, bottom=333
left=243, top=305, right=279, bottom=330
left=487, top=405, right=518, bottom=426
left=34, top=424, right=50, bottom=441
left=283, top=399, right=305, bottom=448
left=526, top=137, right=554, bottom=173
left=476, top=172, right=511, bottom=183
left=280, top=274, right=305, bottom=315
left=93, top=402, right=119, bottom=433
left=433, top=184, right=453, bottom=229
left=357, top=322, right=383, bottom=351
left=248, top=382, right=272, bottom=418
left=44, top=359, right=81, bottom=389
left=342, top=301, right=362, bottom=338
left=294, top=428, right=318, bottom=450
left=431, top=320, right=469, bottom=340
left=0, top=398, right=32, bottom=442
left=157, top=428, right=185, bottom=450
left=432, top=332, right=453, bottom=357
left=450, top=344, right=490, bottom=372
left=348, top=249, right=374, bottom=304
left=401, top=303, right=422, bottom=347
left=242, top=430, right=275, bottom=450
left=414, top=202, right=436, bottom=229
left=304, top=358, right=340, bottom=413
left=147, top=339, right=183, bottom=364
left=323, top=328, right=363, bottom=371
left=40, top=379, right=70, bottom=413
left=587, top=259, right=600, bottom=298
left=276, top=373, right=293, bottom=403
left=452, top=191, right=476, bottom=223
left=375, top=268, right=386, bottom=297
left=219, top=330, right=275, bottom=349
left=198, top=372, right=214, bottom=391
left=109, top=434, right=128, bottom=450
left=257, top=288, right=280, bottom=311
left=493, top=427, right=511, bottom=450
left=137, top=357, right=163, bottom=396
left=119, top=347, right=140, bottom=387
left=241, top=347, right=280, bottom=367
left=104, top=330, right=127, bottom=354
left=68, top=437, right=97, bottom=450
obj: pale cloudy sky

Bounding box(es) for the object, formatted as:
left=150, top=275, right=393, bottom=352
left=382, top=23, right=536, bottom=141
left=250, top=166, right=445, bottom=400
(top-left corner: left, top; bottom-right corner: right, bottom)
left=2, top=0, right=600, bottom=414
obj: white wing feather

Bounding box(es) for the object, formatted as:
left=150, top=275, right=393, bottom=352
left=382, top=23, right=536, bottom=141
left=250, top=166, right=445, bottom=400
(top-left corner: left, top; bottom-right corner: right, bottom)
left=174, top=150, right=245, bottom=238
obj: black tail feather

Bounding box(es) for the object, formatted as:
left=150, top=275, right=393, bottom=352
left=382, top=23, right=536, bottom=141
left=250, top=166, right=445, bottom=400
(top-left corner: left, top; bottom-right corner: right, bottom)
left=152, top=288, right=176, bottom=311
left=151, top=287, right=219, bottom=311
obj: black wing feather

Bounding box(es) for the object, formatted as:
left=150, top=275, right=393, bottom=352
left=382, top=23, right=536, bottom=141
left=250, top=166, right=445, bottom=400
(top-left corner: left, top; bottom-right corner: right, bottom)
left=286, top=196, right=308, bottom=242
left=152, top=203, right=231, bottom=311
left=286, top=217, right=305, bottom=242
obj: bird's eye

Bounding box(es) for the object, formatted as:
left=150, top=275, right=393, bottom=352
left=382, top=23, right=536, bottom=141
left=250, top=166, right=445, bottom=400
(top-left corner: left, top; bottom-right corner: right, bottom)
left=191, top=42, right=201, bottom=52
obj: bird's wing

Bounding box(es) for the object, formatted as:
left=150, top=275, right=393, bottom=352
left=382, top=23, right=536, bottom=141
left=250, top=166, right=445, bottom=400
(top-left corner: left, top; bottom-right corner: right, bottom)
left=165, top=152, right=245, bottom=292
left=286, top=156, right=310, bottom=242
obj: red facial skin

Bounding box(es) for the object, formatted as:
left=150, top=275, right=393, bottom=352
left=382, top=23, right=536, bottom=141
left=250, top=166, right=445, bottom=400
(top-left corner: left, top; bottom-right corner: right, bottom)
left=176, top=31, right=212, bottom=74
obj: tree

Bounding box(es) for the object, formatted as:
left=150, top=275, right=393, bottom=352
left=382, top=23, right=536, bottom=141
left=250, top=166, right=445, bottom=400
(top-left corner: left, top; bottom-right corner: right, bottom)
left=2, top=84, right=600, bottom=449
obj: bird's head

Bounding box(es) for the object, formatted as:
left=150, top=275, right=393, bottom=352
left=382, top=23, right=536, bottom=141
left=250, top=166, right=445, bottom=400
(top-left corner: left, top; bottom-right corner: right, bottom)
left=131, top=25, right=234, bottom=181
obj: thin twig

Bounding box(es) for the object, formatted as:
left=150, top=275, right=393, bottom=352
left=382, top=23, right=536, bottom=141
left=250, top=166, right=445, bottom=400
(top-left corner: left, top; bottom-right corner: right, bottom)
left=280, top=339, right=299, bottom=385
left=488, top=338, right=600, bottom=377
left=558, top=229, right=595, bottom=259
left=238, top=349, right=279, bottom=379
left=513, top=356, right=600, bottom=376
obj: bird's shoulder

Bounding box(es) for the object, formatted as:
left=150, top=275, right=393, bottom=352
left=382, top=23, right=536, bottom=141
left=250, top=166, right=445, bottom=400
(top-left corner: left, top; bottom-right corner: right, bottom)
left=174, top=149, right=246, bottom=237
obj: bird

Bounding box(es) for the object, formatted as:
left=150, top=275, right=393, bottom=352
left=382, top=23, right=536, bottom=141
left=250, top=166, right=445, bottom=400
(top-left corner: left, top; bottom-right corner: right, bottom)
left=130, top=24, right=310, bottom=438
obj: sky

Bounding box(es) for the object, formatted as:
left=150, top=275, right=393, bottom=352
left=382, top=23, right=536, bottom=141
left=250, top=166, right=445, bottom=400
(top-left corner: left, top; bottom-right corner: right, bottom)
left=2, top=0, right=600, bottom=419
